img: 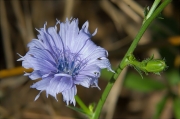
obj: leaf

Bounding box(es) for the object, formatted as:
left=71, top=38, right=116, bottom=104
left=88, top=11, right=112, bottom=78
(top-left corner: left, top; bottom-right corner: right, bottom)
left=67, top=106, right=92, bottom=118
left=124, top=72, right=166, bottom=92
left=153, top=95, right=168, bottom=119
left=173, top=96, right=180, bottom=119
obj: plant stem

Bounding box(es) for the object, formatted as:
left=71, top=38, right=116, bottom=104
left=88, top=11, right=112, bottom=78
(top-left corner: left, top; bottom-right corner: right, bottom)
left=75, top=95, right=91, bottom=115
left=92, top=0, right=172, bottom=119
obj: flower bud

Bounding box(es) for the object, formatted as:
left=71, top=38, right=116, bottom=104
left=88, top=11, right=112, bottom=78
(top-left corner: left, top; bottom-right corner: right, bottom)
left=144, top=59, right=167, bottom=74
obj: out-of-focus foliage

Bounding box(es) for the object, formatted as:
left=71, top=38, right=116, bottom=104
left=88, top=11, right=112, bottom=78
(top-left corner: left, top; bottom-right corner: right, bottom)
left=124, top=73, right=166, bottom=93
left=173, top=96, right=180, bottom=119
left=153, top=95, right=168, bottom=119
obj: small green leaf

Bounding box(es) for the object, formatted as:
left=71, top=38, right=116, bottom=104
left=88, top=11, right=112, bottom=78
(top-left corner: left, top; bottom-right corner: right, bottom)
left=158, top=16, right=164, bottom=19
left=144, top=6, right=150, bottom=17
left=173, top=96, right=180, bottom=119
left=153, top=95, right=168, bottom=119
left=124, top=72, right=166, bottom=92
left=88, top=103, right=96, bottom=112
left=68, top=106, right=92, bottom=117
left=157, top=12, right=164, bottom=19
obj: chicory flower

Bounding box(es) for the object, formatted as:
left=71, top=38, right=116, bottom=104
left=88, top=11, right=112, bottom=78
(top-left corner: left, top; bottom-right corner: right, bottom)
left=18, top=18, right=114, bottom=106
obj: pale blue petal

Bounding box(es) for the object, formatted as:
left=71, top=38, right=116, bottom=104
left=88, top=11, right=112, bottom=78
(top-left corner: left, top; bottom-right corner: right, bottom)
left=47, top=27, right=63, bottom=50
left=72, top=30, right=91, bottom=53
left=67, top=19, right=79, bottom=48
left=78, top=39, right=98, bottom=59
left=22, top=60, right=32, bottom=69
left=26, top=48, right=56, bottom=66
left=74, top=75, right=91, bottom=88
left=79, top=65, right=101, bottom=77
left=87, top=58, right=114, bottom=72
left=62, top=85, right=77, bottom=106
left=27, top=39, right=45, bottom=49
left=30, top=74, right=53, bottom=90
left=27, top=57, right=57, bottom=73
left=24, top=70, right=42, bottom=80
left=85, top=47, right=108, bottom=60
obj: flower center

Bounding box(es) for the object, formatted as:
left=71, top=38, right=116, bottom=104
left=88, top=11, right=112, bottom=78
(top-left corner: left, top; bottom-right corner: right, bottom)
left=57, top=50, right=83, bottom=77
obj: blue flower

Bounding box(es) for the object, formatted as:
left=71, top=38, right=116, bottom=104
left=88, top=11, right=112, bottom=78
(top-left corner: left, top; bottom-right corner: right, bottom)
left=18, top=18, right=114, bottom=106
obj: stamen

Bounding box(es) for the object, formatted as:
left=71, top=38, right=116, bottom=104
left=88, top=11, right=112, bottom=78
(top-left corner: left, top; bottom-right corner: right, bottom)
left=57, top=50, right=85, bottom=76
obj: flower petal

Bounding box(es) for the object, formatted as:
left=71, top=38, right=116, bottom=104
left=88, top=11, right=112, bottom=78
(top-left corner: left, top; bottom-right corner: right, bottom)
left=74, top=75, right=91, bottom=88
left=59, top=19, right=79, bottom=49
left=87, top=58, right=114, bottom=72
left=36, top=24, right=56, bottom=53
left=26, top=48, right=56, bottom=66
left=27, top=39, right=45, bottom=49
left=24, top=70, right=42, bottom=80
left=72, top=31, right=91, bottom=53
left=78, top=39, right=98, bottom=59
left=27, top=57, right=57, bottom=73
left=56, top=76, right=73, bottom=93
left=30, top=74, right=53, bottom=90
left=62, top=85, right=77, bottom=106
left=79, top=65, right=101, bottom=77
left=47, top=27, right=63, bottom=50
left=86, top=47, right=108, bottom=60
left=22, top=60, right=32, bottom=69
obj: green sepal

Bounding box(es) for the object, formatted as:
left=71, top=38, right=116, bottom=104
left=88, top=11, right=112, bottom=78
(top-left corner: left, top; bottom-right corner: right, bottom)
left=132, top=65, right=144, bottom=79
left=157, top=12, right=164, bottom=19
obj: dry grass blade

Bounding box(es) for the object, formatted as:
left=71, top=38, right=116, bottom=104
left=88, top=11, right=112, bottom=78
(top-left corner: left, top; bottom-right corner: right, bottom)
left=11, top=0, right=28, bottom=47
left=0, top=0, right=14, bottom=68
left=100, top=0, right=151, bottom=45
left=112, top=0, right=142, bottom=23
left=63, top=0, right=74, bottom=20
left=122, top=0, right=144, bottom=17
left=23, top=1, right=35, bottom=43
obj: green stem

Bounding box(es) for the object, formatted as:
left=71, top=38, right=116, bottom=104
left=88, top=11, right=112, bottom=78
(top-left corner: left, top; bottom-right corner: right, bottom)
left=92, top=0, right=171, bottom=119
left=75, top=95, right=91, bottom=115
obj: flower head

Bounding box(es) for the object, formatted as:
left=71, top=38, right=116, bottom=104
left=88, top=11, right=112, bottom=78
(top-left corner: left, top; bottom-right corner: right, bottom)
left=18, top=18, right=114, bottom=106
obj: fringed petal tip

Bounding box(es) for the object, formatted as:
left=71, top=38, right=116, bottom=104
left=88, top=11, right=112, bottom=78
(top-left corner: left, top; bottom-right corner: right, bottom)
left=62, top=86, right=77, bottom=106
left=17, top=53, right=24, bottom=61
left=34, top=91, right=42, bottom=101
left=90, top=78, right=101, bottom=90
left=108, top=68, right=115, bottom=73
left=64, top=98, right=76, bottom=106
left=92, top=28, right=98, bottom=36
